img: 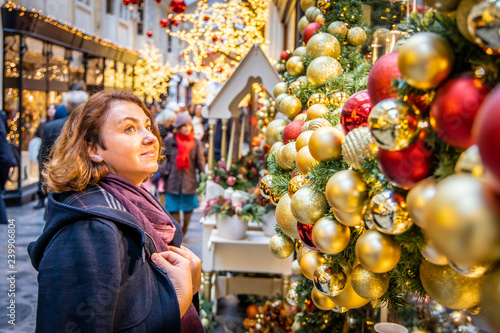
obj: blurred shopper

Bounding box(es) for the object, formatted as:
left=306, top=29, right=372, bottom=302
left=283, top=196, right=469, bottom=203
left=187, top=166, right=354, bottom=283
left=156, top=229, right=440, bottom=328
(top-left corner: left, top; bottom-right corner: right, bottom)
left=0, top=119, right=13, bottom=224
left=53, top=83, right=85, bottom=120
left=192, top=104, right=205, bottom=141
left=155, top=109, right=176, bottom=140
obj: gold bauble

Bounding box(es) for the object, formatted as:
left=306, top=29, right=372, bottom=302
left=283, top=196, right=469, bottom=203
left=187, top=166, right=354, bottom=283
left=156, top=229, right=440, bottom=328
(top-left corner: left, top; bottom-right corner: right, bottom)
left=406, top=178, right=437, bottom=228
left=315, top=13, right=326, bottom=25
left=356, top=229, right=402, bottom=273
left=265, top=119, right=289, bottom=146
left=296, top=146, right=319, bottom=174
left=290, top=186, right=329, bottom=224
left=292, top=259, right=303, bottom=276
left=455, top=145, right=483, bottom=178
left=306, top=33, right=341, bottom=59
left=424, top=0, right=460, bottom=12
left=325, top=170, right=368, bottom=213
left=275, top=93, right=289, bottom=110
left=311, top=286, right=337, bottom=310
left=398, top=32, right=455, bottom=90
left=449, top=311, right=470, bottom=327
left=331, top=272, right=371, bottom=308
left=481, top=265, right=500, bottom=332
left=296, top=130, right=314, bottom=151
left=313, top=264, right=347, bottom=296
left=259, top=174, right=273, bottom=199
left=372, top=27, right=390, bottom=41
left=424, top=174, right=500, bottom=266
left=269, top=233, right=295, bottom=259
left=468, top=0, right=500, bottom=54
left=296, top=240, right=312, bottom=262
left=276, top=193, right=299, bottom=239
left=286, top=286, right=298, bottom=306
left=276, top=142, right=297, bottom=170
left=294, top=113, right=308, bottom=122
left=300, top=250, right=326, bottom=280
left=448, top=260, right=491, bottom=278
left=420, top=239, right=448, bottom=266
left=456, top=0, right=482, bottom=42
left=307, top=56, right=343, bottom=87
left=350, top=264, right=390, bottom=299
left=308, top=126, right=343, bottom=161
left=270, top=141, right=284, bottom=155
left=312, top=216, right=351, bottom=254
left=341, top=127, right=376, bottom=170
left=467, top=305, right=481, bottom=316
left=300, top=0, right=317, bottom=12
left=316, top=0, right=331, bottom=12
left=286, top=56, right=305, bottom=77
left=302, top=118, right=332, bottom=132
left=293, top=46, right=307, bottom=57
left=420, top=260, right=484, bottom=309
left=279, top=95, right=303, bottom=118
left=305, top=6, right=322, bottom=22
left=288, top=174, right=311, bottom=198
left=369, top=190, right=413, bottom=235
left=307, top=104, right=329, bottom=120
left=347, top=27, right=367, bottom=46
left=273, top=82, right=289, bottom=98
left=298, top=16, right=310, bottom=35
left=307, top=93, right=330, bottom=108
left=333, top=209, right=363, bottom=227
left=329, top=91, right=350, bottom=106
left=289, top=80, right=307, bottom=96
left=367, top=99, right=422, bottom=151
left=269, top=190, right=282, bottom=206
left=327, top=21, right=347, bottom=39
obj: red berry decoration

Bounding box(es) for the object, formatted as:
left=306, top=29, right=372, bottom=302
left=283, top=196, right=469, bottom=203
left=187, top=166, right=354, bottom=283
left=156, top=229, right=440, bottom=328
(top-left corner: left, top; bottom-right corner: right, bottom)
left=297, top=222, right=319, bottom=251
left=302, top=23, right=323, bottom=44
left=367, top=52, right=401, bottom=105
left=340, top=90, right=373, bottom=134
left=430, top=73, right=490, bottom=150
left=203, top=15, right=210, bottom=21
left=280, top=50, right=291, bottom=61
left=146, top=30, right=153, bottom=37
left=170, top=0, right=186, bottom=13
left=160, top=18, right=169, bottom=27
left=282, top=120, right=305, bottom=144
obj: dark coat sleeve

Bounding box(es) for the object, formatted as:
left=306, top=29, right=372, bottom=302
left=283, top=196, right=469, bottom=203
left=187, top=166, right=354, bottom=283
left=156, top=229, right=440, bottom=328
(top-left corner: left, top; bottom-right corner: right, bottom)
left=0, top=120, right=11, bottom=188
left=195, top=139, right=205, bottom=173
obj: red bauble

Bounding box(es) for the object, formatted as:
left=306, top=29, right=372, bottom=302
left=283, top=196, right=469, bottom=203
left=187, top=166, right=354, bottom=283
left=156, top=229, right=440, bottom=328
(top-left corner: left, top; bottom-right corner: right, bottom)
left=377, top=133, right=436, bottom=190
left=160, top=18, right=169, bottom=27
left=474, top=85, right=500, bottom=192
left=154, top=0, right=162, bottom=3
left=131, top=0, right=139, bottom=4
left=171, top=19, right=179, bottom=27
left=340, top=90, right=372, bottom=133
left=212, top=35, right=218, bottom=42
left=430, top=73, right=490, bottom=150
left=203, top=15, right=210, bottom=21
left=302, top=23, right=323, bottom=44
left=170, top=0, right=186, bottom=13
left=297, top=222, right=319, bottom=251
left=367, top=52, right=401, bottom=105
left=187, top=69, right=193, bottom=75
left=282, top=120, right=305, bottom=144
left=281, top=50, right=291, bottom=61
left=146, top=30, right=153, bottom=37
left=122, top=0, right=131, bottom=4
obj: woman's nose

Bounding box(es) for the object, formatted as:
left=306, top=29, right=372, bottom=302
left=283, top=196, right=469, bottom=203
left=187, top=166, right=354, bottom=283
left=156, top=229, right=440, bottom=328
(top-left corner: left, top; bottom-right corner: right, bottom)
left=143, top=130, right=158, bottom=145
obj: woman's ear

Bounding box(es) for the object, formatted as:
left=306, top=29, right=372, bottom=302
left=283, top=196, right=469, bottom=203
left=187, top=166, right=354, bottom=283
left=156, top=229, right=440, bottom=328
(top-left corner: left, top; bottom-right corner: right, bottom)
left=88, top=144, right=102, bottom=163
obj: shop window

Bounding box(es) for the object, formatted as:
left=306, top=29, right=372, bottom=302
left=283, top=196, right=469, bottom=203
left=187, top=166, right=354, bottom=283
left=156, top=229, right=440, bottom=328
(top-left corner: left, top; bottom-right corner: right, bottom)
left=115, top=62, right=125, bottom=89
left=86, top=57, right=104, bottom=86
left=104, top=59, right=116, bottom=88
left=125, top=64, right=133, bottom=90
left=106, top=0, right=114, bottom=14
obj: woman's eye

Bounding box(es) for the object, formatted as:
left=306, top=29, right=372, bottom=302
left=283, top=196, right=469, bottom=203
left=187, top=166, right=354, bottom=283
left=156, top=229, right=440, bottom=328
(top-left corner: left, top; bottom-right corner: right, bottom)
left=125, top=126, right=135, bottom=133
left=146, top=125, right=152, bottom=131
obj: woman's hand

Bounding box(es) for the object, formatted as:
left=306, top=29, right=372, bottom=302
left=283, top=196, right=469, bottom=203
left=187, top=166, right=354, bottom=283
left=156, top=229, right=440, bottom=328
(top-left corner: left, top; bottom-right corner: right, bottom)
left=169, top=245, right=202, bottom=295
left=152, top=251, right=192, bottom=317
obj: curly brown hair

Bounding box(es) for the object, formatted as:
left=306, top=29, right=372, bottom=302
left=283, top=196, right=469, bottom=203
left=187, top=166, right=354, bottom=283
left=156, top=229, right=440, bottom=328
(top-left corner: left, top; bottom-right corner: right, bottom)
left=43, top=90, right=163, bottom=193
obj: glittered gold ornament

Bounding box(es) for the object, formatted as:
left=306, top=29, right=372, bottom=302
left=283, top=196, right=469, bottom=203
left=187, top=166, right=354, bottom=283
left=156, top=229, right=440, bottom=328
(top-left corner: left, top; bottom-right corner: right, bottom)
left=424, top=174, right=500, bottom=266
left=448, top=260, right=491, bottom=278
left=300, top=0, right=317, bottom=12
left=327, top=21, right=347, bottom=39
left=468, top=0, right=500, bottom=54
left=276, top=193, right=299, bottom=239
left=288, top=80, right=307, bottom=96
left=302, top=118, right=332, bottom=131
left=347, top=27, right=367, bottom=46
left=356, top=229, right=401, bottom=273
left=316, top=0, right=331, bottom=12
left=300, top=250, right=326, bottom=280
left=308, top=126, right=343, bottom=161
left=290, top=186, right=329, bottom=224
left=333, top=209, right=363, bottom=227
left=296, top=146, right=319, bottom=174
left=259, top=174, right=273, bottom=199
left=293, top=46, right=307, bottom=57
left=449, top=311, right=471, bottom=327
left=420, top=260, right=484, bottom=309
left=307, top=93, right=330, bottom=108
left=286, top=56, right=305, bottom=77
left=298, top=16, right=310, bottom=35
left=286, top=286, right=298, bottom=306
left=296, top=130, right=314, bottom=151
left=420, top=239, right=448, bottom=265
left=292, top=259, right=303, bottom=276
left=368, top=99, right=422, bottom=151
left=270, top=141, right=284, bottom=155
left=294, top=113, right=308, bottom=122
left=481, top=265, right=500, bottom=332
left=315, top=13, right=326, bottom=25
left=325, top=170, right=368, bottom=213
left=311, top=286, right=337, bottom=310
left=455, top=145, right=484, bottom=177
left=279, top=95, right=303, bottom=118
left=265, top=119, right=289, bottom=146
left=313, top=264, right=347, bottom=296
left=276, top=142, right=297, bottom=170
left=273, top=82, right=288, bottom=98
left=350, top=264, right=390, bottom=299
left=305, top=6, right=322, bottom=22
left=406, top=178, right=437, bottom=229
left=373, top=27, right=390, bottom=41
left=296, top=240, right=312, bottom=262
left=341, top=127, right=376, bottom=169
left=398, top=32, right=455, bottom=89
left=307, top=56, right=343, bottom=87
left=269, top=233, right=295, bottom=259
left=424, top=0, right=460, bottom=12
left=369, top=190, right=413, bottom=235
left=307, top=104, right=329, bottom=120
left=329, top=91, right=350, bottom=106
left=312, top=216, right=351, bottom=254
left=306, top=33, right=341, bottom=59
left=330, top=272, right=371, bottom=308
left=288, top=174, right=311, bottom=198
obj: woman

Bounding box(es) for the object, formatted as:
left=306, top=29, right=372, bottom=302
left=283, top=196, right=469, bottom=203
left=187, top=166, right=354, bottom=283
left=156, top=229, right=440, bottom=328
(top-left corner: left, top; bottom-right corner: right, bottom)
left=28, top=91, right=204, bottom=332
left=161, top=112, right=205, bottom=235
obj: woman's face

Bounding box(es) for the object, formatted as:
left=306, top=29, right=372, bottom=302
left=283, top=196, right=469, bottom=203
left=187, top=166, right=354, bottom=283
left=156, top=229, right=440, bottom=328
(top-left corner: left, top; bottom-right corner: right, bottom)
left=195, top=105, right=203, bottom=117
left=179, top=123, right=192, bottom=135
left=47, top=105, right=56, bottom=118
left=92, top=101, right=159, bottom=186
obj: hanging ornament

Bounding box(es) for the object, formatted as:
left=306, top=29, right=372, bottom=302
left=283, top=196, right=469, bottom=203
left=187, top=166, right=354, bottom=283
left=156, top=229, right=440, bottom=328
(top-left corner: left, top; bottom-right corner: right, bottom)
left=311, top=216, right=351, bottom=254
left=420, top=239, right=449, bottom=265
left=302, top=22, right=324, bottom=44
left=356, top=229, right=401, bottom=273
left=269, top=190, right=282, bottom=206
left=316, top=0, right=331, bottom=12
left=307, top=56, right=343, bottom=87
left=306, top=33, right=341, bottom=59
left=123, top=0, right=131, bottom=4
left=325, top=170, right=368, bottom=213
left=448, top=260, right=491, bottom=278
left=457, top=0, right=482, bottom=42
left=307, top=94, right=329, bottom=109
left=406, top=178, right=437, bottom=228
left=327, top=21, right=347, bottom=39
left=160, top=18, right=170, bottom=27
left=295, top=131, right=314, bottom=152
left=340, top=90, right=372, bottom=134
left=291, top=186, right=329, bottom=224
left=300, top=251, right=326, bottom=280
left=424, top=174, right=500, bottom=266
left=279, top=95, right=302, bottom=118
left=269, top=233, right=295, bottom=259
left=186, top=69, right=193, bottom=75
left=292, top=260, right=303, bottom=276
left=330, top=272, right=371, bottom=308
left=280, top=50, right=291, bottom=61
left=424, top=0, right=460, bottom=12
left=302, top=118, right=332, bottom=131
left=288, top=80, right=307, bottom=96
left=369, top=190, right=413, bottom=235
left=293, top=46, right=307, bottom=57
left=170, top=0, right=187, bottom=13
left=297, top=222, right=318, bottom=250
left=276, top=193, right=299, bottom=239
left=154, top=0, right=162, bottom=3
left=259, top=175, right=273, bottom=199
left=482, top=265, right=500, bottom=332
left=313, top=264, right=347, bottom=297
left=296, top=146, right=319, bottom=174
left=468, top=0, right=500, bottom=55
left=307, top=104, right=329, bottom=120
left=286, top=282, right=300, bottom=305
left=341, top=127, right=376, bottom=170
left=308, top=127, right=344, bottom=162
left=294, top=113, right=308, bottom=122
left=350, top=264, right=390, bottom=299
left=346, top=27, right=367, bottom=46
left=146, top=30, right=153, bottom=37
left=288, top=174, right=311, bottom=198
left=333, top=208, right=364, bottom=227
left=305, top=7, right=322, bottom=22
left=367, top=52, right=401, bottom=105
left=273, top=82, right=288, bottom=98
left=298, top=16, right=310, bottom=35
left=265, top=119, right=289, bottom=146
left=286, top=56, right=305, bottom=77
left=311, top=287, right=336, bottom=310
left=300, top=0, right=317, bottom=11
left=420, top=260, right=484, bottom=309
left=377, top=133, right=436, bottom=190
left=455, top=145, right=484, bottom=177
left=398, top=32, right=455, bottom=89
left=329, top=91, right=350, bottom=106
left=282, top=121, right=306, bottom=145
left=315, top=13, right=326, bottom=24
left=171, top=18, right=179, bottom=26
left=296, top=240, right=313, bottom=262
left=270, top=142, right=284, bottom=155
left=276, top=143, right=297, bottom=170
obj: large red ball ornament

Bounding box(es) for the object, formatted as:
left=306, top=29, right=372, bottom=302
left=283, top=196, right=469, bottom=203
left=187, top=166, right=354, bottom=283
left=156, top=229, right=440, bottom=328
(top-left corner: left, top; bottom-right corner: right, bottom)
left=146, top=30, right=153, bottom=37
left=340, top=90, right=373, bottom=134
left=297, top=222, right=319, bottom=251
left=170, top=0, right=187, bottom=13
left=281, top=50, right=291, bottom=61
left=430, top=73, right=490, bottom=150
left=160, top=18, right=170, bottom=27
left=377, top=133, right=436, bottom=190
left=303, top=23, right=324, bottom=44
left=367, top=52, right=401, bottom=105
left=123, top=0, right=131, bottom=4
left=282, top=120, right=306, bottom=144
